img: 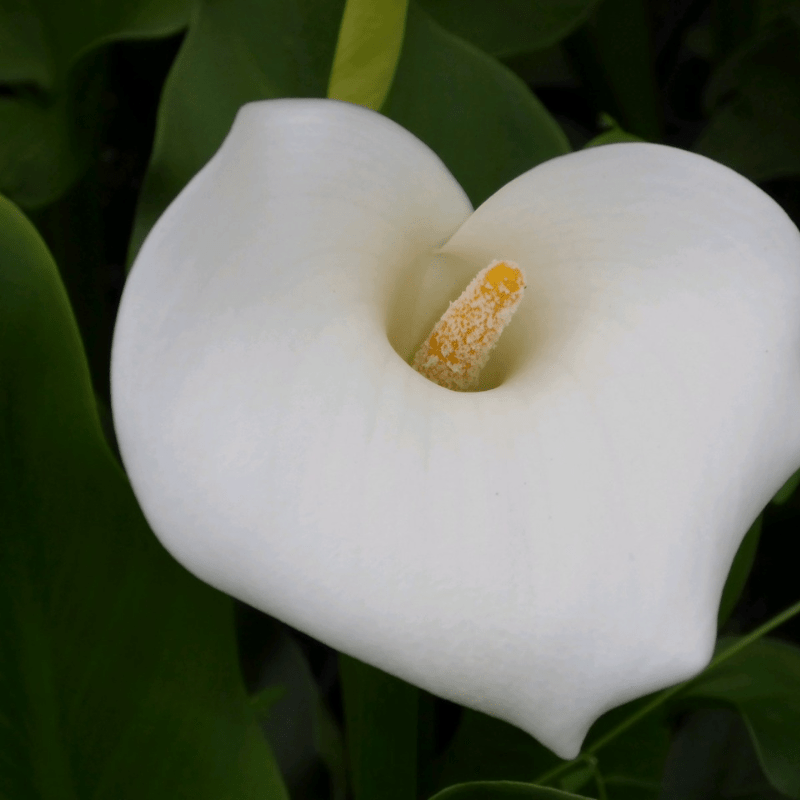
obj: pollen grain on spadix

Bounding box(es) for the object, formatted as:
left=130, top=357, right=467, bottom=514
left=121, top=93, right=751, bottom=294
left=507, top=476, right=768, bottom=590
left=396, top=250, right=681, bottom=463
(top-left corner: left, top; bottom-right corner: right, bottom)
left=412, top=260, right=525, bottom=391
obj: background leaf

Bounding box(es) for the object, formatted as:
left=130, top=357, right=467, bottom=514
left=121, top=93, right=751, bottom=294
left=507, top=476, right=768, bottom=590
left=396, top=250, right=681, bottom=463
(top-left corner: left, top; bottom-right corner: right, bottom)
left=0, top=52, right=107, bottom=208
left=425, top=697, right=669, bottom=799
left=383, top=1, right=570, bottom=208
left=679, top=637, right=800, bottom=798
left=583, top=113, right=643, bottom=147
left=717, top=516, right=763, bottom=628
left=0, top=0, right=189, bottom=76
left=658, top=708, right=785, bottom=800
left=693, top=20, right=800, bottom=182
left=245, top=616, right=347, bottom=800
left=426, top=709, right=560, bottom=793
left=0, top=0, right=190, bottom=207
left=561, top=0, right=661, bottom=141
left=339, top=655, right=418, bottom=800
left=0, top=193, right=287, bottom=799
left=0, top=0, right=52, bottom=86
left=416, top=0, right=602, bottom=58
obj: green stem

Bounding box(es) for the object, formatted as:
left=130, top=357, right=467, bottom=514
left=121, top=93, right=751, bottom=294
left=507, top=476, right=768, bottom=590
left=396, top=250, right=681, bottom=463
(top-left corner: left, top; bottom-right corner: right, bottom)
left=589, top=756, right=607, bottom=800
left=705, top=596, right=800, bottom=672
left=533, top=596, right=800, bottom=787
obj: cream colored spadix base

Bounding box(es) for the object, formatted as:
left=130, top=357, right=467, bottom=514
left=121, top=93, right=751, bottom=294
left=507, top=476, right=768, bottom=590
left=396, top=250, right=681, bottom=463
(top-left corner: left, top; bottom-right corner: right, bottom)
left=111, top=99, right=800, bottom=759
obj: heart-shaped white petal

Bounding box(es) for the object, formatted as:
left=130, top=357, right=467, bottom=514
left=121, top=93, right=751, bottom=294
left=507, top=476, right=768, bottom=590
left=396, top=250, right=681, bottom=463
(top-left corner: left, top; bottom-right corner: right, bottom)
left=111, top=98, right=800, bottom=759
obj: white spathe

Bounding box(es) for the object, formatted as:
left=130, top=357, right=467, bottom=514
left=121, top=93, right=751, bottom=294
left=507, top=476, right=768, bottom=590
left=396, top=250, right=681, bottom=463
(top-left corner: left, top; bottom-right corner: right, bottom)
left=111, top=98, right=800, bottom=759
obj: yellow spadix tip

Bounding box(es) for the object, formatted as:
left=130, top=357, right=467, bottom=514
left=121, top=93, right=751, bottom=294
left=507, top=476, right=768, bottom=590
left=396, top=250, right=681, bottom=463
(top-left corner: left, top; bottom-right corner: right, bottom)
left=412, top=259, right=525, bottom=391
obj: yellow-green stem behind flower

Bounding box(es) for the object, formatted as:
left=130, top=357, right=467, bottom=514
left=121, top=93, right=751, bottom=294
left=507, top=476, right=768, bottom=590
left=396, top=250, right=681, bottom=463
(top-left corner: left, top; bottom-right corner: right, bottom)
left=327, top=0, right=409, bottom=110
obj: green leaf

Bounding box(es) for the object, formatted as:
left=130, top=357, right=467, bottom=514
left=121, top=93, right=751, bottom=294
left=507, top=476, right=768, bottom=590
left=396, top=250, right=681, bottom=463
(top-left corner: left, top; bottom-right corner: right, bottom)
left=757, top=0, right=800, bottom=30
left=0, top=0, right=52, bottom=86
left=583, top=129, right=643, bottom=147
left=0, top=193, right=288, bottom=799
left=658, top=708, right=785, bottom=800
left=327, top=0, right=409, bottom=110
left=680, top=637, right=800, bottom=798
left=712, top=0, right=759, bottom=60
left=250, top=684, right=287, bottom=717
left=583, top=114, right=643, bottom=148
left=417, top=0, right=602, bottom=58
left=0, top=0, right=190, bottom=207
left=128, top=0, right=347, bottom=262
left=428, top=781, right=596, bottom=800
left=383, top=1, right=570, bottom=208
left=249, top=620, right=346, bottom=800
left=563, top=0, right=661, bottom=141
left=339, top=655, right=419, bottom=800
left=315, top=689, right=349, bottom=800
left=0, top=0, right=189, bottom=82
left=427, top=709, right=560, bottom=792
left=0, top=53, right=105, bottom=208
left=693, top=24, right=800, bottom=182
left=717, top=516, right=762, bottom=628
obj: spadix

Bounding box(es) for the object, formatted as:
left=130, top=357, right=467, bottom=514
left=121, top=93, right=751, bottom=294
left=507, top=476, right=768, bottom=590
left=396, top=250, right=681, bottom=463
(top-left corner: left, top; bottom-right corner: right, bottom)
left=413, top=259, right=525, bottom=391
left=111, top=98, right=800, bottom=759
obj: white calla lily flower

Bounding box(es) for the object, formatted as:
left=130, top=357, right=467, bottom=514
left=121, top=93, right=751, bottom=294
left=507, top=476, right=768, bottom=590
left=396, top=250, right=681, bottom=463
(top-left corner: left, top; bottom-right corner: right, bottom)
left=111, top=98, right=800, bottom=759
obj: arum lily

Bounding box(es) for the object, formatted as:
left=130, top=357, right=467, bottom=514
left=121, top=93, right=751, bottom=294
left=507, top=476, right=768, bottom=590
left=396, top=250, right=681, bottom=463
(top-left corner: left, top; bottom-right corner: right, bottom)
left=111, top=98, right=800, bottom=759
